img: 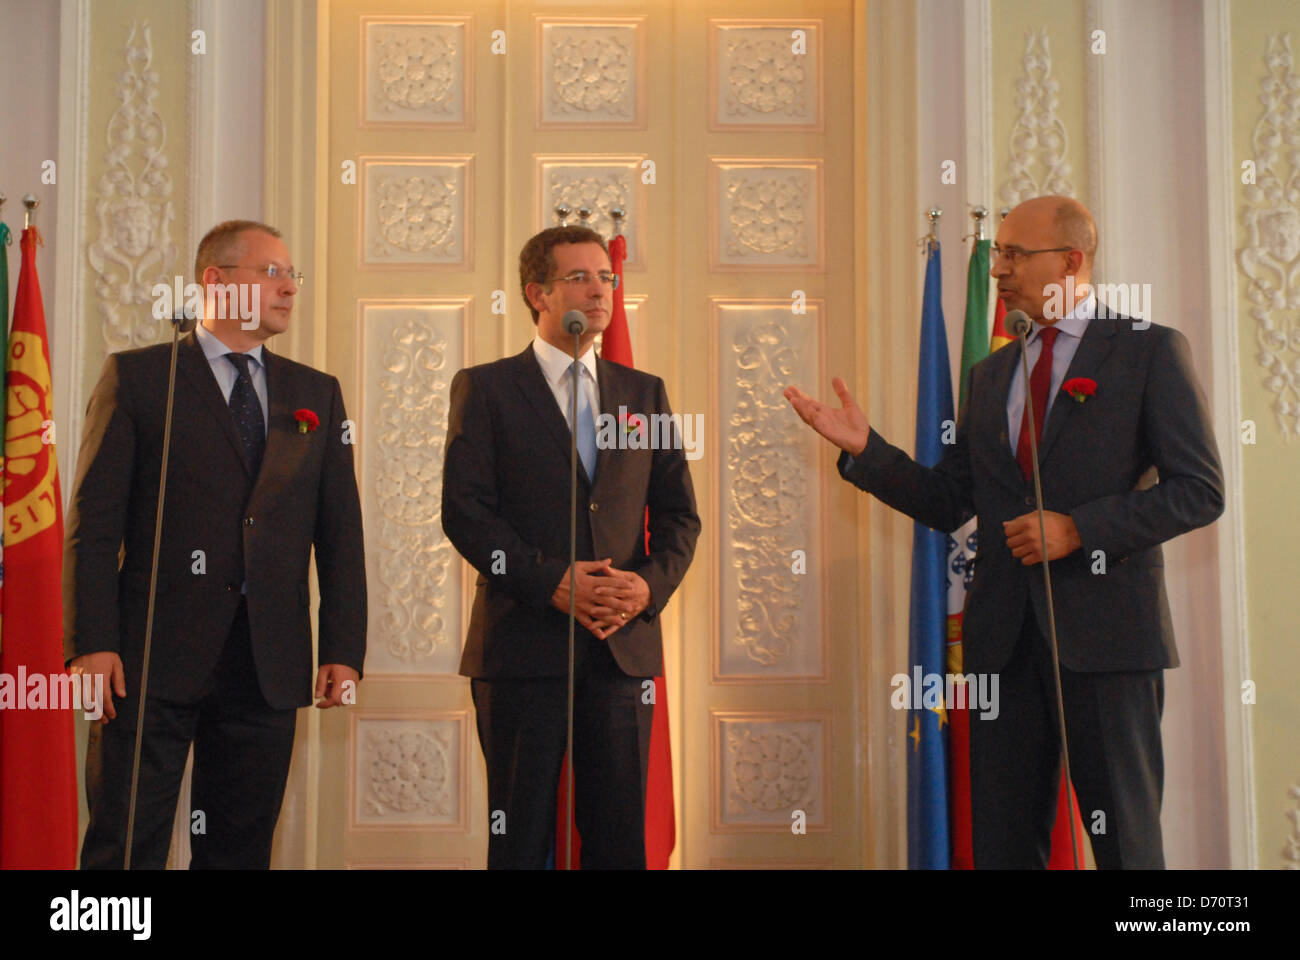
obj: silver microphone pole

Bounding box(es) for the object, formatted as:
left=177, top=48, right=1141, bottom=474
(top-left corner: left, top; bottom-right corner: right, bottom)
left=124, top=306, right=196, bottom=869
left=562, top=308, right=587, bottom=871
left=1007, top=308, right=1081, bottom=871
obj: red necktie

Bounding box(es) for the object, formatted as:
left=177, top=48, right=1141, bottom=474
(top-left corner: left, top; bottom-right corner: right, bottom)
left=1016, top=326, right=1059, bottom=480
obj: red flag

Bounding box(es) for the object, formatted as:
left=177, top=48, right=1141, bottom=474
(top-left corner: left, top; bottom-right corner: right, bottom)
left=556, top=233, right=676, bottom=869
left=0, top=227, right=77, bottom=868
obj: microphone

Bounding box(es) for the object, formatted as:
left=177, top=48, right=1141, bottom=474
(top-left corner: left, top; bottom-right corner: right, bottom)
left=563, top=309, right=588, bottom=336
left=172, top=304, right=198, bottom=334
left=1006, top=308, right=1032, bottom=338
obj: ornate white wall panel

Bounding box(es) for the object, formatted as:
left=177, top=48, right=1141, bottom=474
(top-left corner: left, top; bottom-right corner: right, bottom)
left=708, top=158, right=824, bottom=271
left=358, top=298, right=469, bottom=678
left=711, top=299, right=826, bottom=681
left=998, top=27, right=1076, bottom=205
left=359, top=155, right=473, bottom=269
left=535, top=16, right=646, bottom=129
left=1238, top=33, right=1300, bottom=440
left=88, top=19, right=182, bottom=352
left=535, top=155, right=644, bottom=266
left=711, top=711, right=830, bottom=831
left=349, top=712, right=469, bottom=830
left=708, top=19, right=824, bottom=131
left=360, top=16, right=473, bottom=129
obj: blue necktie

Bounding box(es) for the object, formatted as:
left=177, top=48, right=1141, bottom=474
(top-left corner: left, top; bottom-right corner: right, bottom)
left=225, top=352, right=265, bottom=476
left=569, top=364, right=597, bottom=482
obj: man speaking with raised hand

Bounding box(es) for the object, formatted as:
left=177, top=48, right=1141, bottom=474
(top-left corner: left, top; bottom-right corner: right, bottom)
left=785, top=196, right=1223, bottom=868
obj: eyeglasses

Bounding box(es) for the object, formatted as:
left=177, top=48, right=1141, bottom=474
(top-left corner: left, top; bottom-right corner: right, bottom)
left=548, top=270, right=619, bottom=290
left=215, top=263, right=305, bottom=287
left=990, top=245, right=1072, bottom=266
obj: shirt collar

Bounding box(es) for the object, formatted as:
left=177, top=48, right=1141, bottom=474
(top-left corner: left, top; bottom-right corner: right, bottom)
left=533, top=333, right=598, bottom=389
left=196, top=320, right=265, bottom=368
left=1030, top=290, right=1094, bottom=343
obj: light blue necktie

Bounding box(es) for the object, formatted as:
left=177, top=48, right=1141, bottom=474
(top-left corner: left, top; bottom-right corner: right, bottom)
left=569, top=364, right=597, bottom=482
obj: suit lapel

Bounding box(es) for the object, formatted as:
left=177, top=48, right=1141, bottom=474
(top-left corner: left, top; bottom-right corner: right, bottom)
left=1036, top=314, right=1118, bottom=466
left=513, top=346, right=593, bottom=489
left=178, top=331, right=253, bottom=477
left=592, top=356, right=626, bottom=492
left=252, top=348, right=295, bottom=493
left=985, top=343, right=1026, bottom=491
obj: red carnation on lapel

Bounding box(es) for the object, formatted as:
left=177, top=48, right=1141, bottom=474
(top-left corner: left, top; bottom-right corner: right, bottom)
left=1062, top=377, right=1097, bottom=403
left=620, top=411, right=647, bottom=439
left=293, top=408, right=320, bottom=433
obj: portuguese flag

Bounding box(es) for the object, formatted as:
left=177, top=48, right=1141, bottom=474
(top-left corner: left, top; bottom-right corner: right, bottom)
left=0, top=226, right=77, bottom=868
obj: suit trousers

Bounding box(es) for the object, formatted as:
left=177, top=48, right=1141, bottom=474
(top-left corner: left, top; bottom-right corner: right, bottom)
left=470, top=630, right=654, bottom=869
left=969, top=604, right=1166, bottom=869
left=81, top=598, right=297, bottom=869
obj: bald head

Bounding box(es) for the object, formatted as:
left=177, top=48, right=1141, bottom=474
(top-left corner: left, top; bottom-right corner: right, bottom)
left=992, top=195, right=1099, bottom=322
left=1006, top=195, right=1097, bottom=274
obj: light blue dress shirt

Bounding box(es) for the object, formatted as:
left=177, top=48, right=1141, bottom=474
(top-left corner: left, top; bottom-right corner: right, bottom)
left=194, top=321, right=269, bottom=434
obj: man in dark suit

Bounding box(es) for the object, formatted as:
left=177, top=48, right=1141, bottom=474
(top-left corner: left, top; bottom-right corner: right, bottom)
left=786, top=196, right=1223, bottom=868
left=442, top=225, right=699, bottom=869
left=64, top=220, right=366, bottom=869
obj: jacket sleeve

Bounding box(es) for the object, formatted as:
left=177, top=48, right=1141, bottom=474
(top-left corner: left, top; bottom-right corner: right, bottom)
left=630, top=377, right=701, bottom=621
left=441, top=366, right=569, bottom=609
left=1069, top=327, right=1224, bottom=560
left=63, top=353, right=136, bottom=663
left=314, top=376, right=368, bottom=675
left=836, top=386, right=977, bottom=535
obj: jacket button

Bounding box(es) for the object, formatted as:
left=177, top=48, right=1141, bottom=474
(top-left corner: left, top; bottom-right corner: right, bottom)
left=225, top=583, right=236, bottom=592
left=589, top=502, right=599, bottom=512
left=244, top=516, right=255, bottom=526
left=1024, top=496, right=1034, bottom=507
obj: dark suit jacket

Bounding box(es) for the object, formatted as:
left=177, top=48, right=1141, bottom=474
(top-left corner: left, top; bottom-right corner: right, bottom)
left=63, top=330, right=367, bottom=710
left=839, top=313, right=1224, bottom=674
left=442, top=344, right=700, bottom=679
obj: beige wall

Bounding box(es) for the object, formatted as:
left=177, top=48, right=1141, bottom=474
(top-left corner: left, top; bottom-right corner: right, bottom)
left=1231, top=0, right=1300, bottom=870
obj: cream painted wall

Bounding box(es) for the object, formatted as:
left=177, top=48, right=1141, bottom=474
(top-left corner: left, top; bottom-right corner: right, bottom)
left=1230, top=0, right=1300, bottom=870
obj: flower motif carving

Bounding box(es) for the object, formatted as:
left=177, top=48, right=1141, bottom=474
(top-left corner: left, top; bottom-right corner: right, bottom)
left=363, top=725, right=453, bottom=818
left=548, top=171, right=630, bottom=242
left=372, top=173, right=458, bottom=258
left=726, top=724, right=816, bottom=815
left=374, top=318, right=452, bottom=663
left=1000, top=28, right=1075, bottom=206
left=727, top=320, right=808, bottom=666
left=725, top=174, right=810, bottom=258
left=724, top=33, right=808, bottom=119
left=549, top=30, right=633, bottom=116
left=86, top=21, right=179, bottom=351
left=1238, top=34, right=1300, bottom=439
left=373, top=28, right=459, bottom=115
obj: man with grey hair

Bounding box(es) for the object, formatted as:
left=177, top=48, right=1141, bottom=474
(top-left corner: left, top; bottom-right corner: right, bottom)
left=65, top=220, right=366, bottom=868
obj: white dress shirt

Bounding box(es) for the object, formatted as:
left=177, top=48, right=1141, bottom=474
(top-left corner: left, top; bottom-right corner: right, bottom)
left=532, top=334, right=600, bottom=433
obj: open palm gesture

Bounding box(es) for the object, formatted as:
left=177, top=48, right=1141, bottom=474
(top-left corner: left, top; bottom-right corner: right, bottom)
left=784, top=377, right=869, bottom=456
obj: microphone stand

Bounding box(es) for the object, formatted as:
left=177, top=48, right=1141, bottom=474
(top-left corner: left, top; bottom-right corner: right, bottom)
left=1014, top=317, right=1082, bottom=871
left=123, top=308, right=195, bottom=869
left=564, top=316, right=584, bottom=871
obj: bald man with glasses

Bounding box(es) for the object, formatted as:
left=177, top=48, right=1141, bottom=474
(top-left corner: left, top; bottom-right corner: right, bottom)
left=787, top=196, right=1223, bottom=868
